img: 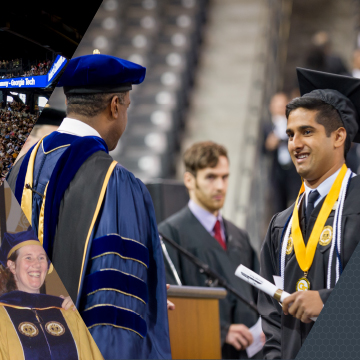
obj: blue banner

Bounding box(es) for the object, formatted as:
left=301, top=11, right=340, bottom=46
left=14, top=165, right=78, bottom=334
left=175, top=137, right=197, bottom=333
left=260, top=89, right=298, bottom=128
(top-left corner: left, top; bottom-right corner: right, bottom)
left=0, top=55, right=68, bottom=90
left=47, top=55, right=67, bottom=83
left=0, top=76, right=48, bottom=89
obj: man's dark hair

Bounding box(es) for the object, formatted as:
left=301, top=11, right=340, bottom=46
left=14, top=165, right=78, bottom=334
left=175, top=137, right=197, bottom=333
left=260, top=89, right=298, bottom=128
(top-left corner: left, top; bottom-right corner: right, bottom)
left=66, top=92, right=127, bottom=117
left=183, top=141, right=228, bottom=176
left=285, top=97, right=350, bottom=155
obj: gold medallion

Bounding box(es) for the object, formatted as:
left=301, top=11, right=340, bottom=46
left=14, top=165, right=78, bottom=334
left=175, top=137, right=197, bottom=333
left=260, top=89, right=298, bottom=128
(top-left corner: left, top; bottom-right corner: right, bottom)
left=296, top=277, right=310, bottom=291
left=291, top=164, right=347, bottom=278
left=18, top=322, right=39, bottom=337
left=319, top=226, right=333, bottom=246
left=286, top=236, right=293, bottom=255
left=45, top=321, right=65, bottom=336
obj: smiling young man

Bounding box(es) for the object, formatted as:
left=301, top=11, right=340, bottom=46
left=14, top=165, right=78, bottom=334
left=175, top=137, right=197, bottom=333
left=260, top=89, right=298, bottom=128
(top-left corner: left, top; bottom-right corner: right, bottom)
left=258, top=68, right=360, bottom=359
left=158, top=141, right=262, bottom=359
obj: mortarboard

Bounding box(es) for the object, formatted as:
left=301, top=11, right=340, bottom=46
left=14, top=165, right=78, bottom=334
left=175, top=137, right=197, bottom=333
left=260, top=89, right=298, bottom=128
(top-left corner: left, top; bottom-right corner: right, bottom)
left=36, top=107, right=65, bottom=127
left=0, top=227, right=53, bottom=273
left=56, top=54, right=146, bottom=95
left=297, top=67, right=360, bottom=143
left=0, top=227, right=39, bottom=266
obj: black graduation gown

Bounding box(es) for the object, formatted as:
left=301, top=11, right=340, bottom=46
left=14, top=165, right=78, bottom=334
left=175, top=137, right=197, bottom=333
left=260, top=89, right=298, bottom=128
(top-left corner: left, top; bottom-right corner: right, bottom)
left=158, top=206, right=259, bottom=359
left=258, top=175, right=360, bottom=359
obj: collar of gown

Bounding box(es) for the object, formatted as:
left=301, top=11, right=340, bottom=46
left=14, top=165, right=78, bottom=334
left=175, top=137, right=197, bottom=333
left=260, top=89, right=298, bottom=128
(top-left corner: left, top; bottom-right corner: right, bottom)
left=0, top=290, right=63, bottom=309
left=188, top=199, right=224, bottom=235
left=57, top=117, right=102, bottom=138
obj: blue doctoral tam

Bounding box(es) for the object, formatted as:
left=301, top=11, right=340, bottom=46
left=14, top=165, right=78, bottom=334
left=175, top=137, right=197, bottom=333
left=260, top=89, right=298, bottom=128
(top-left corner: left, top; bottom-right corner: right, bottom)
left=0, top=228, right=39, bottom=266
left=57, top=54, right=146, bottom=94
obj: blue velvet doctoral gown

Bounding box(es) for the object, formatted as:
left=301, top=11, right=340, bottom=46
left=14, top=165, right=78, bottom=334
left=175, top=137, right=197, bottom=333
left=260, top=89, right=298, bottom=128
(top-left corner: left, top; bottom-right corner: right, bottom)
left=9, top=132, right=172, bottom=360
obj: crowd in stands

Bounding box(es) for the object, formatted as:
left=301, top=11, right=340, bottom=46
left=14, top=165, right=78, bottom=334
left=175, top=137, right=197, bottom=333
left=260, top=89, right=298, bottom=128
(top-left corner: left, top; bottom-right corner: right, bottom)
left=0, top=101, right=37, bottom=182
left=0, top=59, right=21, bottom=69
left=0, top=59, right=53, bottom=79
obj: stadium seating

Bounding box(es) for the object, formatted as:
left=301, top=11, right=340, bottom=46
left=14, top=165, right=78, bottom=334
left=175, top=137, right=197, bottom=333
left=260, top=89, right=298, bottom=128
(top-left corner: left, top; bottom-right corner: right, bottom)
left=75, top=0, right=209, bottom=180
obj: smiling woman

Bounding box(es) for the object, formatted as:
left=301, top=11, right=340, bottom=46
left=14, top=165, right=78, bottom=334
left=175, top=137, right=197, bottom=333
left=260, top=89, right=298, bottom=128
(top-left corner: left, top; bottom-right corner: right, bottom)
left=6, top=244, right=48, bottom=294
left=0, top=228, right=103, bottom=360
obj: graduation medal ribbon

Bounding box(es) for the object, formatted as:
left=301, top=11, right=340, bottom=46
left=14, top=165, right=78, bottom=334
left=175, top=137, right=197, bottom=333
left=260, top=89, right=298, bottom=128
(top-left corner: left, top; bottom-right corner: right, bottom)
left=291, top=164, right=347, bottom=291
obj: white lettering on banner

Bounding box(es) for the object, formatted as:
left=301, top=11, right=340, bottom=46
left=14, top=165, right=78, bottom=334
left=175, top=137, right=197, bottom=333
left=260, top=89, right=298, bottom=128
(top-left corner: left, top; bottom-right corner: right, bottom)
left=25, top=78, right=35, bottom=85
left=10, top=79, right=25, bottom=87
left=48, top=56, right=67, bottom=81
left=0, top=81, right=9, bottom=87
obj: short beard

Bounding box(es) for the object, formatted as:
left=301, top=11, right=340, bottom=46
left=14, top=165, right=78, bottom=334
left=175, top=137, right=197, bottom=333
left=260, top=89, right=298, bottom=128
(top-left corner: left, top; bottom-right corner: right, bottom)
left=194, top=178, right=223, bottom=212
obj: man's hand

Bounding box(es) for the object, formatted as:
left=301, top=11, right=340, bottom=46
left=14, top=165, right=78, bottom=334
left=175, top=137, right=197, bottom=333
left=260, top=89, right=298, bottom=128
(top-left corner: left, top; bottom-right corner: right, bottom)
left=167, top=299, right=175, bottom=310
left=166, top=284, right=175, bottom=310
left=60, top=295, right=76, bottom=311
left=282, top=290, right=323, bottom=323
left=225, top=324, right=253, bottom=351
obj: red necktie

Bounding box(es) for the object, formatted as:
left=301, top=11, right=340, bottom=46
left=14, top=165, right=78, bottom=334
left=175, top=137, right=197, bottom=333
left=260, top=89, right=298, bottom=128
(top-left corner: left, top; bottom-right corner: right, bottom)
left=213, top=220, right=226, bottom=250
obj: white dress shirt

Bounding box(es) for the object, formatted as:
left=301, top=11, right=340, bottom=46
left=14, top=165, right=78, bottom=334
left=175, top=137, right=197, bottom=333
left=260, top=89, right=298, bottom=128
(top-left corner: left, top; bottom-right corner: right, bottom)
left=57, top=117, right=102, bottom=138
left=304, top=167, right=342, bottom=207
left=188, top=199, right=226, bottom=241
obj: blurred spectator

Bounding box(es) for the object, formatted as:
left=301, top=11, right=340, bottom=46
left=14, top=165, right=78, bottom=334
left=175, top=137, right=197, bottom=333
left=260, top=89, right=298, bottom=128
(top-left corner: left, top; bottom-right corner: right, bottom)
left=305, top=31, right=349, bottom=75
left=352, top=48, right=360, bottom=78
left=344, top=48, right=360, bottom=174
left=0, top=101, right=38, bottom=183
left=264, top=93, right=301, bottom=214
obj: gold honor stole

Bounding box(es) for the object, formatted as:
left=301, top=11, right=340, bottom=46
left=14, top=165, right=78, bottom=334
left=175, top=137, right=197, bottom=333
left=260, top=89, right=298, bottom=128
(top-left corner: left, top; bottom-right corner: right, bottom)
left=291, top=164, right=347, bottom=291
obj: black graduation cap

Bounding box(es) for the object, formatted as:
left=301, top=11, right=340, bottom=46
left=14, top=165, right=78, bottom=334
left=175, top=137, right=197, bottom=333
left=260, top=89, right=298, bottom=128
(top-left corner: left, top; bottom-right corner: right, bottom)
left=297, top=67, right=360, bottom=143
left=36, top=107, right=65, bottom=127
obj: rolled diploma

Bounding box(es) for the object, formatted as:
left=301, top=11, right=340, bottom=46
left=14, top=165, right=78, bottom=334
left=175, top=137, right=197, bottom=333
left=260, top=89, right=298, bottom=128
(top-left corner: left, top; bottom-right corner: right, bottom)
left=235, top=264, right=317, bottom=321
left=235, top=264, right=290, bottom=302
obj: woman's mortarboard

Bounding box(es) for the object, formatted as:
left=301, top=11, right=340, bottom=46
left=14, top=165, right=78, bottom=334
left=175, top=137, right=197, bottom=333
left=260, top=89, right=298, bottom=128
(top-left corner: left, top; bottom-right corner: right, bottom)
left=56, top=54, right=146, bottom=95
left=0, top=228, right=53, bottom=273
left=297, top=67, right=360, bottom=143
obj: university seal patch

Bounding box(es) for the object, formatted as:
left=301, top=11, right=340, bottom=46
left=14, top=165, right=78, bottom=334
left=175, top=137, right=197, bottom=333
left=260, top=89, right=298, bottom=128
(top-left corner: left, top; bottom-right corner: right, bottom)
left=18, top=322, right=39, bottom=337
left=45, top=321, right=65, bottom=336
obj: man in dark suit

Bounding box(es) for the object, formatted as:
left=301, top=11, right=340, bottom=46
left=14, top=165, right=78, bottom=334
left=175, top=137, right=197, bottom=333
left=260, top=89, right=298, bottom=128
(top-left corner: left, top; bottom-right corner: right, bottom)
left=158, top=141, right=262, bottom=359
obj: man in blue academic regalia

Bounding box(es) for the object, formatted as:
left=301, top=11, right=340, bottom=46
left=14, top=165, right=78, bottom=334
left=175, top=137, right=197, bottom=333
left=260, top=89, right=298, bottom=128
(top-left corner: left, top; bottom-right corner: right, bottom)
left=7, top=54, right=172, bottom=360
